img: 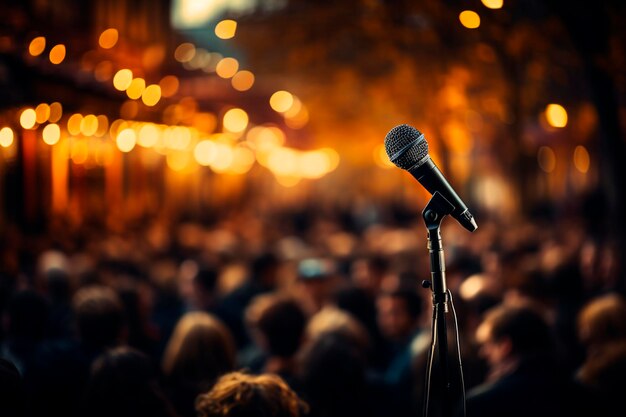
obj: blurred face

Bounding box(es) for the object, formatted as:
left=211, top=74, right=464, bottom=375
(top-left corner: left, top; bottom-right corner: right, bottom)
left=297, top=278, right=332, bottom=315
left=377, top=295, right=414, bottom=341
left=476, top=321, right=509, bottom=368
left=351, top=259, right=371, bottom=289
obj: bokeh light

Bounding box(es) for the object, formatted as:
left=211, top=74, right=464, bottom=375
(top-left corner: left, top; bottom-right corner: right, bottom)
left=80, top=114, right=99, bottom=136
left=231, top=70, right=255, bottom=91
left=223, top=108, right=249, bottom=132
left=269, top=91, right=294, bottom=113
left=299, top=151, right=330, bottom=179
left=126, top=77, right=146, bottom=99
left=116, top=128, right=136, bottom=152
left=481, top=0, right=503, bottom=9
left=0, top=127, right=14, bottom=147
left=20, top=108, right=37, bottom=129
left=159, top=75, right=180, bottom=97
left=215, top=57, right=239, bottom=78
left=459, top=11, right=481, bottom=29
left=142, top=84, right=162, bottom=106
left=174, top=43, right=196, bottom=63
left=215, top=19, right=237, bottom=39
left=573, top=145, right=590, bottom=173
left=35, top=103, right=51, bottom=124
left=95, top=115, right=109, bottom=137
left=230, top=146, right=256, bottom=174
left=113, top=69, right=133, bottom=91
left=48, top=102, right=63, bottom=123
left=546, top=103, right=568, bottom=128
left=67, top=113, right=83, bottom=136
left=194, top=139, right=217, bottom=166
left=42, top=123, right=61, bottom=145
left=49, top=44, right=66, bottom=64
left=138, top=124, right=160, bottom=147
left=28, top=36, right=46, bottom=56
left=98, top=28, right=119, bottom=49
left=211, top=143, right=234, bottom=173
left=538, top=146, right=556, bottom=173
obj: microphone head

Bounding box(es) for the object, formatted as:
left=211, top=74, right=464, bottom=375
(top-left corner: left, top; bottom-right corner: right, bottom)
left=384, top=124, right=429, bottom=170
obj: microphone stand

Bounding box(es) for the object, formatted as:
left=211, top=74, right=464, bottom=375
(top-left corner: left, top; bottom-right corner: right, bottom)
left=421, top=192, right=464, bottom=417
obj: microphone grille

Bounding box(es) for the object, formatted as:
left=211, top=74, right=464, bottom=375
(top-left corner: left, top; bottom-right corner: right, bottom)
left=384, top=124, right=429, bottom=170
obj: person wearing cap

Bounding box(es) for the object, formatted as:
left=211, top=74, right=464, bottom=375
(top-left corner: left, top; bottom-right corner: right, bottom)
left=295, top=258, right=338, bottom=315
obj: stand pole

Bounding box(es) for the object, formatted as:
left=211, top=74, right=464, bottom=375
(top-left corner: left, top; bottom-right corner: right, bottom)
left=422, top=192, right=455, bottom=417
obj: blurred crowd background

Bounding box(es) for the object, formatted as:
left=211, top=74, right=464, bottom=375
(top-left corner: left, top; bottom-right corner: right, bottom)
left=1, top=1, right=626, bottom=416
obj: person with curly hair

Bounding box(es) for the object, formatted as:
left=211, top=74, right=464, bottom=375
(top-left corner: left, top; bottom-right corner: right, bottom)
left=195, top=371, right=308, bottom=417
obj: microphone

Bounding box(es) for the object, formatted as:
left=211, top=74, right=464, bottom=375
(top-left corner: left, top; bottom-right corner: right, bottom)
left=385, top=124, right=478, bottom=232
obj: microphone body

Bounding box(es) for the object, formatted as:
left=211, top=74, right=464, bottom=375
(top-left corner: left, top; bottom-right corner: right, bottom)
left=407, top=157, right=477, bottom=232
left=385, top=124, right=477, bottom=232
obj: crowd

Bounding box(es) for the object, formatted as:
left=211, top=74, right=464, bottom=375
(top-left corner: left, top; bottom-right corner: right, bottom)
left=0, top=196, right=625, bottom=417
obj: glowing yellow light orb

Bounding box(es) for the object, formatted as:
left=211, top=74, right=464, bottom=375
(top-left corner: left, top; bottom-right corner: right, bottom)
left=113, top=69, right=133, bottom=91
left=215, top=57, right=239, bottom=79
left=231, top=70, right=255, bottom=92
left=20, top=108, right=37, bottom=129
left=49, top=44, right=66, bottom=64
left=49, top=102, right=63, bottom=123
left=210, top=144, right=234, bottom=172
left=215, top=20, right=237, bottom=39
left=299, top=151, right=330, bottom=179
left=95, top=115, right=109, bottom=137
left=230, top=146, right=255, bottom=174
left=269, top=91, right=294, bottom=113
left=67, top=114, right=84, bottom=136
left=459, top=11, right=481, bottom=29
left=35, top=103, right=51, bottom=124
left=29, top=36, right=46, bottom=56
left=137, top=124, right=160, bottom=147
left=0, top=127, right=14, bottom=147
left=545, top=103, right=568, bottom=128
left=80, top=114, right=99, bottom=136
left=194, top=140, right=217, bottom=166
left=99, top=28, right=119, bottom=49
left=126, top=78, right=146, bottom=100
left=116, top=128, right=136, bottom=152
left=42, top=123, right=61, bottom=145
left=223, top=108, right=249, bottom=133
left=481, top=0, right=503, bottom=9
left=142, top=84, right=162, bottom=106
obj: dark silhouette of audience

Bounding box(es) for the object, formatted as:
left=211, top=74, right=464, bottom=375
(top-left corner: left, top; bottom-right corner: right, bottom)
left=216, top=252, right=281, bottom=349
left=242, top=292, right=307, bottom=389
left=0, top=357, right=26, bottom=417
left=575, top=292, right=626, bottom=413
left=84, top=346, right=178, bottom=417
left=461, top=303, right=591, bottom=417
left=26, top=285, right=127, bottom=417
left=374, top=285, right=426, bottom=417
left=161, top=311, right=236, bottom=417
left=0, top=202, right=624, bottom=417
left=1, top=290, right=49, bottom=376
left=297, top=331, right=378, bottom=417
